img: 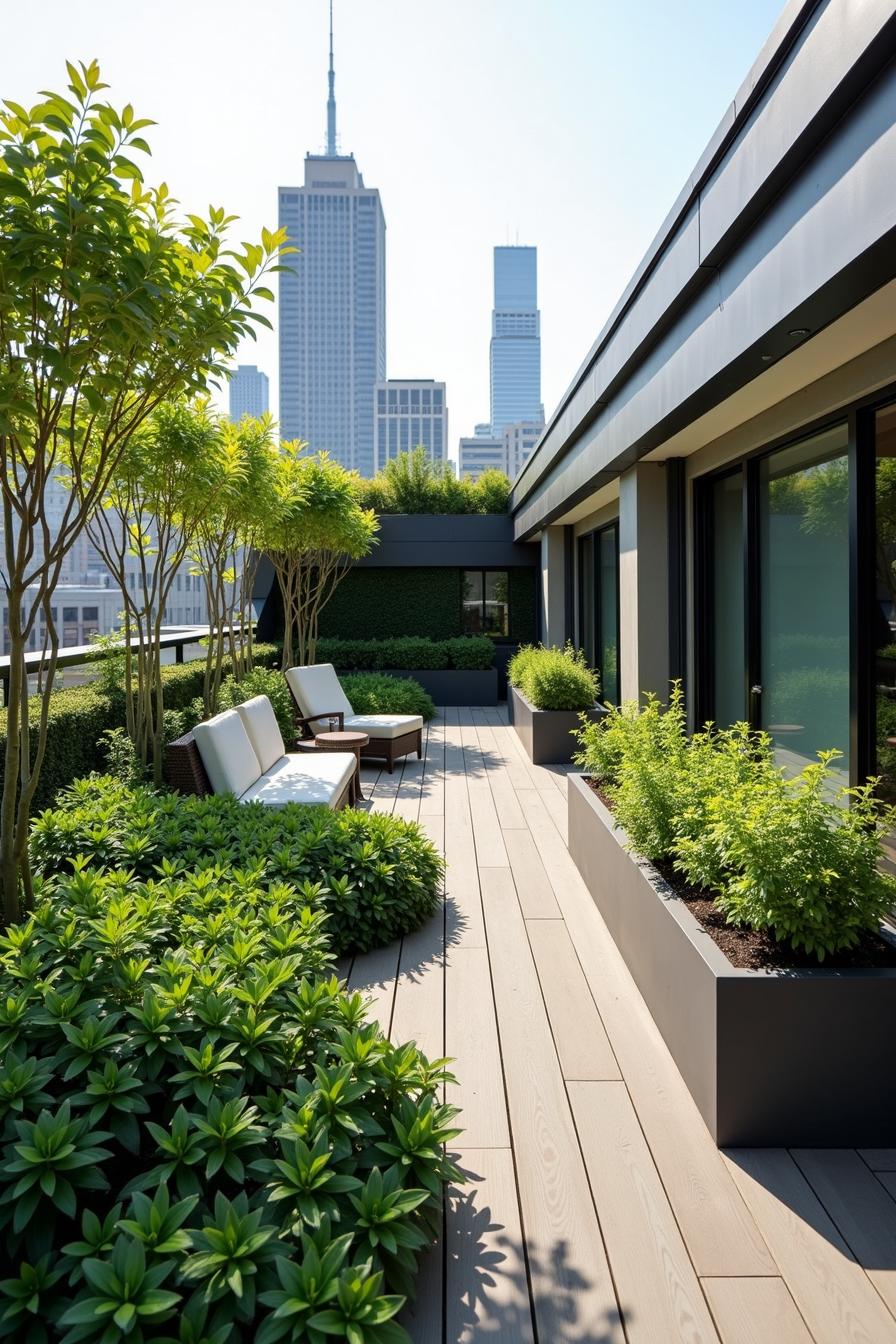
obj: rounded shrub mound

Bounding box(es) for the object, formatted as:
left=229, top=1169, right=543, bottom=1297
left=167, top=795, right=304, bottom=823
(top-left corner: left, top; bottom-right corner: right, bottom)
left=508, top=644, right=598, bottom=712
left=31, top=777, right=444, bottom=955
left=340, top=674, right=435, bottom=723
left=0, top=864, right=459, bottom=1340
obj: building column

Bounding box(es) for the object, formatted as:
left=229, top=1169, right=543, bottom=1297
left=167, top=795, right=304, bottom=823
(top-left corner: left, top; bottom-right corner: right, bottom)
left=540, top=526, right=567, bottom=645
left=618, top=462, right=670, bottom=701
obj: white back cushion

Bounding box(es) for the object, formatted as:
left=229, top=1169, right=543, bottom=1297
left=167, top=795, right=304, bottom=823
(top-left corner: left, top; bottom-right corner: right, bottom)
left=286, top=664, right=353, bottom=723
left=235, top=696, right=286, bottom=773
left=193, top=710, right=262, bottom=797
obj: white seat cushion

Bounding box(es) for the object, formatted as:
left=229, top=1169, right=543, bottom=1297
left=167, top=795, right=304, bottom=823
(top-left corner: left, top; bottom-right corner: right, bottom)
left=344, top=713, right=423, bottom=740
left=238, top=751, right=355, bottom=810
left=193, top=710, right=262, bottom=797
left=285, top=664, right=353, bottom=731
left=236, top=695, right=286, bottom=773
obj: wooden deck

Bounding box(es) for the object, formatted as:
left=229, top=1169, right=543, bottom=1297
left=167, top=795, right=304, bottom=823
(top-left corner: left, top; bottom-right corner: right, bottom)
left=346, top=706, right=896, bottom=1344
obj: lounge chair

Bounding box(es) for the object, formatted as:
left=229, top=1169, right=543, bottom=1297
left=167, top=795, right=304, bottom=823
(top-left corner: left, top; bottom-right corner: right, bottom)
left=166, top=695, right=355, bottom=809
left=285, top=662, right=424, bottom=773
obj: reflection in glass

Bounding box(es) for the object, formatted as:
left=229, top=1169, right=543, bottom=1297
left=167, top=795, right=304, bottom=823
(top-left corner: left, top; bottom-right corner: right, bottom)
left=462, top=569, right=508, bottom=637
left=599, top=526, right=619, bottom=705
left=759, top=424, right=850, bottom=780
left=710, top=471, right=745, bottom=726
left=462, top=570, right=483, bottom=635
left=579, top=534, right=595, bottom=667
left=874, top=403, right=896, bottom=799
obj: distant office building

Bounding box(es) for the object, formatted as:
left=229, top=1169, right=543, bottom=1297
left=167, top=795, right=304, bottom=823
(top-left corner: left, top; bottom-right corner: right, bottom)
left=375, top=380, right=447, bottom=470
left=278, top=7, right=385, bottom=475
left=490, top=246, right=543, bottom=437
left=503, top=419, right=544, bottom=478
left=228, top=365, right=269, bottom=421
left=458, top=426, right=505, bottom=482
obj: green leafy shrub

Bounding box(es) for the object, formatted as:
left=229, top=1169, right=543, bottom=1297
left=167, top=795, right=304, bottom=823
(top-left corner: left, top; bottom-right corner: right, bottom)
left=0, top=646, right=281, bottom=813
left=218, top=666, right=296, bottom=743
left=508, top=643, right=598, bottom=711
left=340, top=674, right=435, bottom=723
left=316, top=636, right=494, bottom=673
left=573, top=690, right=896, bottom=960
left=31, top=777, right=444, bottom=955
left=355, top=447, right=510, bottom=515
left=0, top=863, right=459, bottom=1339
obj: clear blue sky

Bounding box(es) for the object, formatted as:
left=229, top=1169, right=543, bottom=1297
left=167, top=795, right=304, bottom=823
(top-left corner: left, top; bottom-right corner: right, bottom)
left=2, top=0, right=785, bottom=461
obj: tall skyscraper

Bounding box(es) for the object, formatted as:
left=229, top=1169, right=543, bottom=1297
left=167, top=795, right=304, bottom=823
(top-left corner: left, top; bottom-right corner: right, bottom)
left=374, top=380, right=447, bottom=471
left=278, top=2, right=386, bottom=476
left=489, top=246, right=543, bottom=437
left=458, top=424, right=504, bottom=482
left=503, top=419, right=543, bottom=478
left=228, top=364, right=269, bottom=422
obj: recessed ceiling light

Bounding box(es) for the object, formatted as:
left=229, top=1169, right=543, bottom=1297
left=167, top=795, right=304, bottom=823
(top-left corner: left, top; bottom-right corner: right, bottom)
left=788, top=327, right=810, bottom=338
left=761, top=353, right=773, bottom=362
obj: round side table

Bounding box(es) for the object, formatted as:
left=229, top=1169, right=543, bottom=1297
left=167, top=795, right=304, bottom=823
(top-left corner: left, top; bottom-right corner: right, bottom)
left=311, top=730, right=370, bottom=805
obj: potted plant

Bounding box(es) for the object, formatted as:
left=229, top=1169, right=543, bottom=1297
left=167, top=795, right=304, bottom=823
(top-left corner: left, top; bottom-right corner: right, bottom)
left=567, top=688, right=896, bottom=1145
left=507, top=644, right=603, bottom=763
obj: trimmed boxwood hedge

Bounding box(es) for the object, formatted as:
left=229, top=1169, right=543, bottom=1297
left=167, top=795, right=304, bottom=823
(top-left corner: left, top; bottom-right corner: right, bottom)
left=316, top=636, right=494, bottom=672
left=0, top=644, right=280, bottom=812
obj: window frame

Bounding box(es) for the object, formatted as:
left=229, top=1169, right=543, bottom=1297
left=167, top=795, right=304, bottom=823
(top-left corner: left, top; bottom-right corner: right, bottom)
left=576, top=519, right=621, bottom=706
left=460, top=568, right=511, bottom=639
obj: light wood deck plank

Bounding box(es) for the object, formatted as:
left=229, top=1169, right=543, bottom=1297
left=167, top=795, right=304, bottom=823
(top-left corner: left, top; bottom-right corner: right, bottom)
left=501, top=828, right=561, bottom=918
left=701, top=1278, right=814, bottom=1344
left=568, top=1081, right=720, bottom=1343
left=479, top=867, right=625, bottom=1343
left=391, top=910, right=444, bottom=1065
left=791, top=1148, right=896, bottom=1320
left=399, top=1233, right=444, bottom=1343
left=514, top=784, right=774, bottom=1278
left=445, top=1149, right=536, bottom=1343
left=725, top=1149, right=896, bottom=1343
left=346, top=939, right=400, bottom=1038
left=526, top=920, right=620, bottom=1081
left=445, top=946, right=510, bottom=1148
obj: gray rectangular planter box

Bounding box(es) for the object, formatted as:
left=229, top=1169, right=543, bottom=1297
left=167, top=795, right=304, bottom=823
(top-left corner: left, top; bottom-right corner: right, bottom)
left=362, top=668, right=498, bottom=706
left=568, top=772, right=896, bottom=1146
left=509, top=685, right=602, bottom=764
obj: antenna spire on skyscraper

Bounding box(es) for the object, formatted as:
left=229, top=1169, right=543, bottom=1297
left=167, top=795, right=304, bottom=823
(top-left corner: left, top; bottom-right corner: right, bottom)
left=326, top=0, right=337, bottom=156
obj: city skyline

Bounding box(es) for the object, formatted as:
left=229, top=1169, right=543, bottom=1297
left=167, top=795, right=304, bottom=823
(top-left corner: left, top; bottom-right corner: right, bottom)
left=1, top=1, right=785, bottom=464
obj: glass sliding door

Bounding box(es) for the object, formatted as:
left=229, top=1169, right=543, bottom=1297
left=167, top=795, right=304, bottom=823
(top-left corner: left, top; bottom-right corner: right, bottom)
left=577, top=523, right=619, bottom=705
left=598, top=525, right=619, bottom=705
left=874, top=402, right=896, bottom=799
left=758, top=423, right=850, bottom=780
left=707, top=470, right=745, bottom=726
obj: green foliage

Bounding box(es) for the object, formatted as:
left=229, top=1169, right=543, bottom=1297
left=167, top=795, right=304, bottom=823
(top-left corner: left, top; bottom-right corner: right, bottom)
left=0, top=862, right=459, bottom=1338
left=356, top=448, right=510, bottom=515
left=317, top=567, right=538, bottom=644
left=317, top=637, right=494, bottom=672
left=31, top=776, right=444, bottom=956
left=340, top=675, right=435, bottom=723
left=0, top=647, right=280, bottom=813
left=573, top=690, right=896, bottom=960
left=508, top=644, right=599, bottom=712
left=217, top=668, right=296, bottom=744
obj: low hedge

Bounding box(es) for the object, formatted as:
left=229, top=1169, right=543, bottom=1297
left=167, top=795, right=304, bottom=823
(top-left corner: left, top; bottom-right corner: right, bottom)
left=508, top=644, right=599, bottom=711
left=316, top=636, right=494, bottom=673
left=31, top=775, right=444, bottom=955
left=341, top=674, right=435, bottom=723
left=0, top=645, right=280, bottom=812
left=0, top=861, right=459, bottom=1339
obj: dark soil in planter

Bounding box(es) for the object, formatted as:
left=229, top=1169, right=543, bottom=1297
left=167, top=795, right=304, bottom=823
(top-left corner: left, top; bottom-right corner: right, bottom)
left=585, top=778, right=896, bottom=971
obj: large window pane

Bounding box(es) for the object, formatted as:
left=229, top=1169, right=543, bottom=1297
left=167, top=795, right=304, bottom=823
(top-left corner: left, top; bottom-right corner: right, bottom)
left=578, top=534, right=595, bottom=667
left=462, top=570, right=483, bottom=634
left=759, top=424, right=850, bottom=780
left=874, top=403, right=896, bottom=798
left=710, top=471, right=745, bottom=726
left=598, top=526, right=619, bottom=705
left=483, top=572, right=509, bottom=636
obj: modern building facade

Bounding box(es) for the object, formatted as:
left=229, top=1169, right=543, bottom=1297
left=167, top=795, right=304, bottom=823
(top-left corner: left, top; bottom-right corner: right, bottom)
left=228, top=365, right=269, bottom=422
left=374, top=380, right=447, bottom=470
left=459, top=425, right=505, bottom=482
left=277, top=12, right=386, bottom=475
left=490, top=246, right=543, bottom=437
left=511, top=0, right=896, bottom=798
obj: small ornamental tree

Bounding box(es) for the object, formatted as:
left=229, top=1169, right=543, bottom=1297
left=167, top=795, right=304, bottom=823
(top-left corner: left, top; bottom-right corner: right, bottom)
left=86, top=400, right=231, bottom=784
left=261, top=446, right=379, bottom=669
left=0, top=60, right=287, bottom=923
left=192, top=412, right=278, bottom=715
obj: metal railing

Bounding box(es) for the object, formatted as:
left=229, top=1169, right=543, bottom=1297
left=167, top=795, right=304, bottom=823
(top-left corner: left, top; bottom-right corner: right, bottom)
left=0, top=626, right=214, bottom=706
